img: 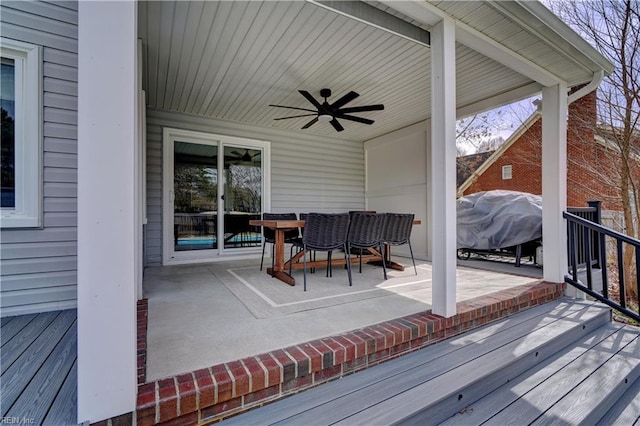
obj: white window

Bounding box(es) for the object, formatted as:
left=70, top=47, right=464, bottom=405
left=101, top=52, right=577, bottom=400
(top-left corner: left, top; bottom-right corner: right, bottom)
left=502, top=164, right=512, bottom=180
left=1, top=38, right=42, bottom=228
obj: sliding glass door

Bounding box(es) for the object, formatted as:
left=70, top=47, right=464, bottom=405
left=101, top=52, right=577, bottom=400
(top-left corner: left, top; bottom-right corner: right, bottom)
left=163, top=128, right=268, bottom=264
left=173, top=141, right=219, bottom=252
left=222, top=146, right=262, bottom=250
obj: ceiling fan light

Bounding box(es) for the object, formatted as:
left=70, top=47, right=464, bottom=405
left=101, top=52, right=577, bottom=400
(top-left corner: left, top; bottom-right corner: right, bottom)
left=317, top=113, right=333, bottom=123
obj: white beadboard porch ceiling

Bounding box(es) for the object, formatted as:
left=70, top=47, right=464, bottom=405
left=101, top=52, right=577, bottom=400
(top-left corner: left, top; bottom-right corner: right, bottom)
left=138, top=0, right=610, bottom=142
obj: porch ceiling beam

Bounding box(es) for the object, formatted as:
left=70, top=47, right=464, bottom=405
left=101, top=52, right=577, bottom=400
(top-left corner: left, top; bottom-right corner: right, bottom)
left=456, top=82, right=543, bottom=119
left=379, top=0, right=564, bottom=87
left=455, top=25, right=562, bottom=87
left=309, top=0, right=430, bottom=47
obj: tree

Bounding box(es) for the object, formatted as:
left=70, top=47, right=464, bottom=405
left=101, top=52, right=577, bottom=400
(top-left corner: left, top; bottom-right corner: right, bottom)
left=456, top=97, right=536, bottom=156
left=547, top=0, right=639, bottom=301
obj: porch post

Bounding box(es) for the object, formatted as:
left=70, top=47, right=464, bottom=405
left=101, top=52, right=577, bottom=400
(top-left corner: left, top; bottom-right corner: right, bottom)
left=541, top=83, right=569, bottom=283
left=430, top=17, right=457, bottom=317
left=78, top=1, right=137, bottom=423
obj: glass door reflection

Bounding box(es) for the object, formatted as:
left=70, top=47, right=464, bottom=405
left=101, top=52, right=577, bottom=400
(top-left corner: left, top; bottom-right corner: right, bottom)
left=173, top=141, right=218, bottom=252
left=222, top=147, right=262, bottom=249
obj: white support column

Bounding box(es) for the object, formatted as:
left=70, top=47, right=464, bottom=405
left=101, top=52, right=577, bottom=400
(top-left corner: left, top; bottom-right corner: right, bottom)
left=78, top=1, right=137, bottom=423
left=541, top=83, right=569, bottom=283
left=430, top=17, right=457, bottom=318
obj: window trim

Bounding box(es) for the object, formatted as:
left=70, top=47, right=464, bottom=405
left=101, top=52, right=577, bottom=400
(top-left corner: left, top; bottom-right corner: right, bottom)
left=1, top=38, right=43, bottom=228
left=502, top=164, right=513, bottom=180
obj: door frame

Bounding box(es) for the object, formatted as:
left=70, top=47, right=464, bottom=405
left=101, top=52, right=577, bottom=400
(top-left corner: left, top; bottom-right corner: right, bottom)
left=162, top=127, right=271, bottom=265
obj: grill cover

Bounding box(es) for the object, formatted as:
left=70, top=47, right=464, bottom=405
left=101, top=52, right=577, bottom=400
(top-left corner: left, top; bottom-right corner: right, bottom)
left=457, top=190, right=542, bottom=250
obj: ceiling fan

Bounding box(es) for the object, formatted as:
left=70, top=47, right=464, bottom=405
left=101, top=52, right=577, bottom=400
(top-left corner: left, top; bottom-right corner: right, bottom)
left=269, top=88, right=384, bottom=132
left=229, top=149, right=260, bottom=163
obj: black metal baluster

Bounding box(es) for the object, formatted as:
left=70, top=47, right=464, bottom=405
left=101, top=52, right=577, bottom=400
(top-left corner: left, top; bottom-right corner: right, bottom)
left=600, top=231, right=609, bottom=299
left=618, top=239, right=626, bottom=309
left=584, top=226, right=593, bottom=290
left=569, top=221, right=578, bottom=280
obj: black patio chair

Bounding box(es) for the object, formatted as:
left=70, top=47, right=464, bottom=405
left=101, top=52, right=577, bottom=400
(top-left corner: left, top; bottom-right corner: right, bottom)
left=289, top=213, right=317, bottom=274
left=347, top=212, right=387, bottom=280
left=382, top=213, right=417, bottom=275
left=260, top=212, right=299, bottom=271
left=300, top=213, right=352, bottom=291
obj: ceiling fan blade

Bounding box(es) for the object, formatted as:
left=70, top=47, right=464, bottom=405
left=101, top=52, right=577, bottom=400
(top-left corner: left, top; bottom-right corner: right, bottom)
left=274, top=113, right=318, bottom=121
left=334, top=113, right=374, bottom=125
left=301, top=117, right=319, bottom=129
left=299, top=90, right=323, bottom=109
left=330, top=118, right=344, bottom=132
left=337, top=104, right=384, bottom=114
left=269, top=104, right=317, bottom=113
left=330, top=91, right=359, bottom=109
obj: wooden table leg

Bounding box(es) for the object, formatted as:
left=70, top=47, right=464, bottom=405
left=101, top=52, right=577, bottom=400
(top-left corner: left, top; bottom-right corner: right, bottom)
left=266, top=228, right=296, bottom=286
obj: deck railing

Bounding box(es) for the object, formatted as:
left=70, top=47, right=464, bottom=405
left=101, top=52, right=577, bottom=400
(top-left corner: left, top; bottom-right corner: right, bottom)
left=566, top=200, right=602, bottom=268
left=564, top=210, right=640, bottom=322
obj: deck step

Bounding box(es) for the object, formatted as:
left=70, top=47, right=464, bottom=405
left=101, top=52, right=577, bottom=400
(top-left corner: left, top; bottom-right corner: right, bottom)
left=445, top=322, right=640, bottom=425
left=223, top=298, right=618, bottom=425
left=598, top=371, right=640, bottom=425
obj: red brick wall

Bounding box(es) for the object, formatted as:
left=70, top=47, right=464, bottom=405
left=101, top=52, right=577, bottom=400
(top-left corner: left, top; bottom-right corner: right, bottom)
left=462, top=91, right=634, bottom=212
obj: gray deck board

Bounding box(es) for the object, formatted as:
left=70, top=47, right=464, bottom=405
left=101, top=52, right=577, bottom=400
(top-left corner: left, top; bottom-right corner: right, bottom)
left=481, top=325, right=638, bottom=425
left=332, top=304, right=610, bottom=426
left=530, top=328, right=640, bottom=425
left=1, top=316, right=15, bottom=326
left=598, top=374, right=640, bottom=426
left=1, top=313, right=37, bottom=344
left=1, top=311, right=58, bottom=373
left=224, top=299, right=609, bottom=426
left=440, top=322, right=627, bottom=425
left=42, top=360, right=77, bottom=426
left=7, top=321, right=77, bottom=423
left=0, top=309, right=77, bottom=421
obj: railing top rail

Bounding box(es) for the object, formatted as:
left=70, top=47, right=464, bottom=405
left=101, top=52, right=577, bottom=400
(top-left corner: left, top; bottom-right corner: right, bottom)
left=563, top=211, right=640, bottom=246
left=566, top=207, right=597, bottom=213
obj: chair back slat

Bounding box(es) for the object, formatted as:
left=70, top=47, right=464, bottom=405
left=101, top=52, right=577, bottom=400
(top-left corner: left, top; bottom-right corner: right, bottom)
left=383, top=213, right=414, bottom=245
left=348, top=213, right=386, bottom=248
left=302, top=213, right=350, bottom=251
left=383, top=213, right=417, bottom=275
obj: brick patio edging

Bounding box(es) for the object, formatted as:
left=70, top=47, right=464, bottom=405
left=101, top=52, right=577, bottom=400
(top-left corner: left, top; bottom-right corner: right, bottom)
left=136, top=281, right=565, bottom=425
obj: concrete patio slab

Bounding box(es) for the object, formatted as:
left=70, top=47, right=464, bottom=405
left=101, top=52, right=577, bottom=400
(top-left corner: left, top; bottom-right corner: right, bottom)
left=143, top=258, right=541, bottom=381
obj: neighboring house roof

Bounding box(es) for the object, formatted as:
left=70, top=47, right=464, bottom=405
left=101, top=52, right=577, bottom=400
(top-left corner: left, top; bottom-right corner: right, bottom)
left=457, top=151, right=494, bottom=187
left=457, top=112, right=542, bottom=196
left=595, top=125, right=640, bottom=158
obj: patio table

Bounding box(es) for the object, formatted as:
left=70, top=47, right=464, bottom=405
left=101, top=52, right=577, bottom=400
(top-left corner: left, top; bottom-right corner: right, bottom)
left=250, top=218, right=420, bottom=286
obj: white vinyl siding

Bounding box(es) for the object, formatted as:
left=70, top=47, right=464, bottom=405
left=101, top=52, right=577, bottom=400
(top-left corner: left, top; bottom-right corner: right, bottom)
left=0, top=1, right=78, bottom=316
left=145, top=108, right=365, bottom=266
left=364, top=121, right=429, bottom=261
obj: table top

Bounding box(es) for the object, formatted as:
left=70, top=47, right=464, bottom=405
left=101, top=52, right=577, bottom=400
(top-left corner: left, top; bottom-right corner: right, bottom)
left=249, top=219, right=304, bottom=229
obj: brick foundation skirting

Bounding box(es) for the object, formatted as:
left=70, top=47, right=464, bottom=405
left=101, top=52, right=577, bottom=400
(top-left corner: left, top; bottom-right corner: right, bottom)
left=135, top=281, right=565, bottom=425
left=138, top=298, right=149, bottom=385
